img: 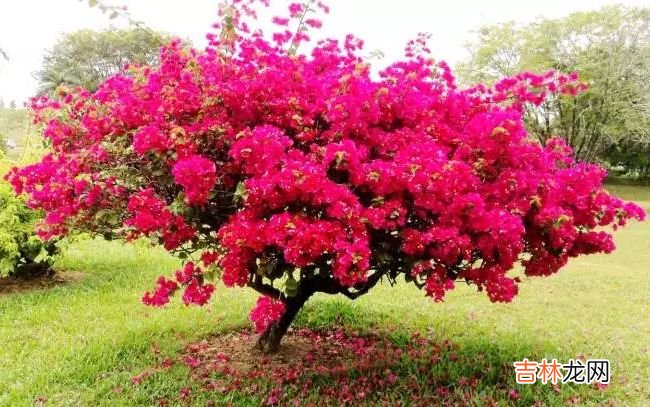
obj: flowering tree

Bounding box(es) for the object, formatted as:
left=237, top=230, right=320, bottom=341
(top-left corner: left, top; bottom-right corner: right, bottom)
left=6, top=1, right=645, bottom=353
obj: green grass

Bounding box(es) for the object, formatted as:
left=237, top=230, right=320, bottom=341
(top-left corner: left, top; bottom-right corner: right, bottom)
left=605, top=183, right=650, bottom=206
left=0, top=108, right=29, bottom=140
left=0, top=108, right=30, bottom=159
left=0, top=188, right=649, bottom=406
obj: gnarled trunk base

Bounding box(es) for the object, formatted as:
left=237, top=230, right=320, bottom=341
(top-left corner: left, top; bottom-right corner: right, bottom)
left=251, top=271, right=384, bottom=353
left=255, top=292, right=311, bottom=354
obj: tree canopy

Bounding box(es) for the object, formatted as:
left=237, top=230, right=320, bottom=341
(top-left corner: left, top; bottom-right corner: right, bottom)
left=458, top=6, right=650, bottom=170
left=37, top=28, right=177, bottom=95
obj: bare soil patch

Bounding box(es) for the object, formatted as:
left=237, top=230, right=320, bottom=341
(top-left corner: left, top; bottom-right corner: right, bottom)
left=0, top=270, right=85, bottom=295
left=134, top=328, right=472, bottom=406
left=180, top=328, right=415, bottom=378
left=185, top=329, right=315, bottom=374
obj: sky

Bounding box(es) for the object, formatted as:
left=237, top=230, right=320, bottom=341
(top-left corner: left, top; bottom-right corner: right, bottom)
left=1, top=0, right=648, bottom=105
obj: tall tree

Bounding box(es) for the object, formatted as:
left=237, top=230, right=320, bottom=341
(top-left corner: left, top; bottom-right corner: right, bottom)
left=37, top=28, right=178, bottom=95
left=458, top=6, right=650, bottom=165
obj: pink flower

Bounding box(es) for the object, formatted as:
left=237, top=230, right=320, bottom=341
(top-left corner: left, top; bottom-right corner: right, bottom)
left=175, top=262, right=201, bottom=285
left=508, top=389, right=520, bottom=400
left=305, top=18, right=322, bottom=28
left=272, top=16, right=289, bottom=26
left=142, top=276, right=178, bottom=307
left=288, top=3, right=303, bottom=17
left=172, top=155, right=217, bottom=205
left=249, top=296, right=286, bottom=333
left=200, top=251, right=219, bottom=267
left=132, top=125, right=170, bottom=155
left=316, top=1, right=330, bottom=14
left=182, top=279, right=215, bottom=306
left=124, top=189, right=197, bottom=250
left=485, top=274, right=519, bottom=303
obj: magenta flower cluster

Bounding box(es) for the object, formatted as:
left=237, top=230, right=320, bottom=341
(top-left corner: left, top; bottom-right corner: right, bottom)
left=250, top=295, right=287, bottom=333
left=143, top=262, right=215, bottom=307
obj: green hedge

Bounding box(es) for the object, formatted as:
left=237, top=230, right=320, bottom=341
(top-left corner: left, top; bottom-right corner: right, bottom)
left=0, top=183, right=57, bottom=278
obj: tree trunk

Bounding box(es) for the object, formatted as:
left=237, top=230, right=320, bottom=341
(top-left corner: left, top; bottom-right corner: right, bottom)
left=255, top=292, right=312, bottom=354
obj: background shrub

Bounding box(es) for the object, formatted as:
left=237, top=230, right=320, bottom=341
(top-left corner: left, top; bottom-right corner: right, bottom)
left=0, top=182, right=57, bottom=278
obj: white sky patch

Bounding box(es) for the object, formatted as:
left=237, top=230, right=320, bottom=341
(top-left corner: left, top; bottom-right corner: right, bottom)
left=1, top=0, right=648, bottom=104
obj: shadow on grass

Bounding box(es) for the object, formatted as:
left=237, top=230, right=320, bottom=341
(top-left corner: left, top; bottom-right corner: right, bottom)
left=98, top=300, right=611, bottom=406
left=294, top=300, right=608, bottom=406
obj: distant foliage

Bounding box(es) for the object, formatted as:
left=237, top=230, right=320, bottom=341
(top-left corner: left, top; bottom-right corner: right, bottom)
left=459, top=6, right=650, bottom=168
left=0, top=183, right=57, bottom=278
left=7, top=0, right=645, bottom=352
left=37, top=28, right=178, bottom=95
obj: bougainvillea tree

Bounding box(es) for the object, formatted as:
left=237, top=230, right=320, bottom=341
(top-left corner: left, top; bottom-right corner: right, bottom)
left=6, top=0, right=645, bottom=352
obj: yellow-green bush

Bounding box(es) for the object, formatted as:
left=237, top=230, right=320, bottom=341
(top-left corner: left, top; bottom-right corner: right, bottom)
left=0, top=182, right=57, bottom=277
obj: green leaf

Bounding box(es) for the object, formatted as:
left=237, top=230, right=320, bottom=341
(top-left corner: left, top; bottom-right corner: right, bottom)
left=233, top=181, right=248, bottom=203
left=88, top=0, right=98, bottom=7
left=0, top=259, right=13, bottom=278
left=33, top=247, right=49, bottom=263
left=285, top=275, right=298, bottom=297
left=94, top=209, right=109, bottom=220
left=170, top=193, right=186, bottom=215
left=206, top=264, right=222, bottom=281
left=109, top=11, right=119, bottom=20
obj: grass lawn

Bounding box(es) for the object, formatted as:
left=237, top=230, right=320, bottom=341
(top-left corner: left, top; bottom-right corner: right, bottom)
left=0, top=187, right=648, bottom=406
left=0, top=108, right=30, bottom=160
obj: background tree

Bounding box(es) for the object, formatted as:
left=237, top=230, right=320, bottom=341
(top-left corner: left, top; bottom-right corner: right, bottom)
left=8, top=100, right=16, bottom=109
left=605, top=136, right=650, bottom=177
left=458, top=6, right=650, bottom=167
left=36, top=28, right=178, bottom=95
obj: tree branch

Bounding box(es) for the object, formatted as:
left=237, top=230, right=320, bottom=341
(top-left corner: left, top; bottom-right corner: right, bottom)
left=248, top=275, right=284, bottom=300
left=340, top=270, right=384, bottom=299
